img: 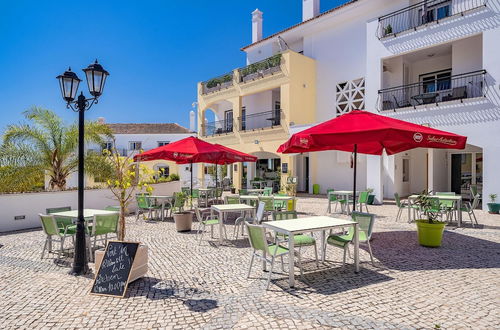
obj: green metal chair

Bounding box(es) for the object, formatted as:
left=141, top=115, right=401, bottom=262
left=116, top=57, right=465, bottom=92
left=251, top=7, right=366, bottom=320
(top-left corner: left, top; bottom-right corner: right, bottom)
left=357, top=191, right=370, bottom=212
left=211, top=188, right=224, bottom=205
left=273, top=195, right=288, bottom=211
left=46, top=206, right=73, bottom=230
left=88, top=213, right=119, bottom=259
left=263, top=187, right=273, bottom=196
left=194, top=206, right=226, bottom=245
left=245, top=221, right=293, bottom=290
left=421, top=197, right=444, bottom=222
left=394, top=193, right=418, bottom=222
left=225, top=195, right=241, bottom=204
left=461, top=193, right=480, bottom=227
left=39, top=214, right=76, bottom=259
left=326, top=189, right=347, bottom=213
left=239, top=189, right=248, bottom=195
left=325, top=211, right=376, bottom=266
left=436, top=192, right=456, bottom=222
left=136, top=194, right=161, bottom=221
left=258, top=196, right=275, bottom=220
left=181, top=187, right=190, bottom=195
left=272, top=211, right=319, bottom=268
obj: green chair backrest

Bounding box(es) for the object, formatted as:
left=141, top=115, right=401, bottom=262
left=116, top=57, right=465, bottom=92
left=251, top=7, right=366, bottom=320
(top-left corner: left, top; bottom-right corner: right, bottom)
left=263, top=187, right=272, bottom=196
left=258, top=196, right=274, bottom=211
left=136, top=194, right=150, bottom=209
left=245, top=222, right=269, bottom=253
left=427, top=197, right=442, bottom=211
left=93, top=213, right=119, bottom=236
left=39, top=214, right=59, bottom=236
left=215, top=188, right=223, bottom=198
left=239, top=189, right=248, bottom=195
left=46, top=206, right=71, bottom=214
left=181, top=187, right=190, bottom=195
left=394, top=193, right=402, bottom=208
left=436, top=192, right=455, bottom=196
left=327, top=189, right=338, bottom=202
left=191, top=188, right=199, bottom=198
left=225, top=196, right=240, bottom=204
left=358, top=191, right=369, bottom=204
left=272, top=211, right=297, bottom=221
left=351, top=211, right=375, bottom=239
left=46, top=206, right=73, bottom=228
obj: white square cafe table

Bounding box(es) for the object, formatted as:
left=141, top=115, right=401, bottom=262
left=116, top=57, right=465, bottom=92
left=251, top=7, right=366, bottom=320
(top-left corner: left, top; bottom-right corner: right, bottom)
left=262, top=216, right=360, bottom=288
left=51, top=209, right=118, bottom=222
left=210, top=204, right=256, bottom=244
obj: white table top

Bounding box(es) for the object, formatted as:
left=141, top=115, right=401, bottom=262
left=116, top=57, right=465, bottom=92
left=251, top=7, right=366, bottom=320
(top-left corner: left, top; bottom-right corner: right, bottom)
left=408, top=194, right=462, bottom=200
left=211, top=204, right=255, bottom=212
left=328, top=190, right=354, bottom=195
left=262, top=216, right=356, bottom=234
left=148, top=195, right=173, bottom=199
left=199, top=188, right=215, bottom=191
left=246, top=189, right=264, bottom=192
left=51, top=209, right=118, bottom=218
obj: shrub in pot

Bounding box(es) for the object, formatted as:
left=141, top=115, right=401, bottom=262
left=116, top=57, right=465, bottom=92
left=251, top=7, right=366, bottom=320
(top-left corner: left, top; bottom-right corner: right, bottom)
left=487, top=194, right=500, bottom=214
left=413, top=191, right=447, bottom=247
left=172, top=192, right=193, bottom=232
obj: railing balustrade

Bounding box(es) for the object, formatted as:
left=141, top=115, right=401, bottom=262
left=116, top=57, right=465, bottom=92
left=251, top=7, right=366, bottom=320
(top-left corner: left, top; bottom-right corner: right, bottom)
left=239, top=109, right=282, bottom=131
left=203, top=119, right=234, bottom=136
left=377, top=0, right=487, bottom=39
left=378, top=70, right=486, bottom=111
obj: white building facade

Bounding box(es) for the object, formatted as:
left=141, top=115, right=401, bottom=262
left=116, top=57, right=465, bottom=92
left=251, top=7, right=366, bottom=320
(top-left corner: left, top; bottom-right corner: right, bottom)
left=204, top=0, right=500, bottom=209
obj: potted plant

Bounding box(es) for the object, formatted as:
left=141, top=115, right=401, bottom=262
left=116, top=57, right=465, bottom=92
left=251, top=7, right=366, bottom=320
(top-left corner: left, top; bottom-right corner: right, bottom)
left=487, top=194, right=500, bottom=214
left=173, top=192, right=193, bottom=232
left=413, top=191, right=447, bottom=247
left=384, top=24, right=393, bottom=36
left=367, top=188, right=375, bottom=205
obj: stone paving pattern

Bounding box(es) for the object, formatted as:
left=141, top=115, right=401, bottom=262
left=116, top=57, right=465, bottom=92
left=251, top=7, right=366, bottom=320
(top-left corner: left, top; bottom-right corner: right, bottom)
left=1, top=195, right=499, bottom=329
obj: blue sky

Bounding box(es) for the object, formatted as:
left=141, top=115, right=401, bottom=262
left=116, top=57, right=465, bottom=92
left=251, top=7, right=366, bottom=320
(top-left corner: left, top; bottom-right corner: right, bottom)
left=0, top=0, right=346, bottom=132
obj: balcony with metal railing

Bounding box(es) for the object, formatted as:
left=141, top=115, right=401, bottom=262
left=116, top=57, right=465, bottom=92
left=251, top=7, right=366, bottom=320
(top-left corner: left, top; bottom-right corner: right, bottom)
left=239, top=109, right=283, bottom=131
left=202, top=119, right=234, bottom=137
left=378, top=70, right=486, bottom=111
left=377, top=0, right=487, bottom=39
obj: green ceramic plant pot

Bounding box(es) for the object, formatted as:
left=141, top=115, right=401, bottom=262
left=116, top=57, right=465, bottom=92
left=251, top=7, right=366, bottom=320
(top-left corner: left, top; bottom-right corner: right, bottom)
left=487, top=203, right=500, bottom=214
left=416, top=220, right=446, bottom=247
left=367, top=194, right=375, bottom=205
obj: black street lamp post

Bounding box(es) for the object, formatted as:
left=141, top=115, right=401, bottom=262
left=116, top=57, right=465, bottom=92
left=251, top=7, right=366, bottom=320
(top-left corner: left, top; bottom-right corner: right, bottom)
left=56, top=60, right=109, bottom=275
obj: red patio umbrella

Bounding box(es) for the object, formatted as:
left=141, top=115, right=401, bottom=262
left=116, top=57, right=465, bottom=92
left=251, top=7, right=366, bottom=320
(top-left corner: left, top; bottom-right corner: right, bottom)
left=277, top=110, right=467, bottom=211
left=134, top=136, right=256, bottom=197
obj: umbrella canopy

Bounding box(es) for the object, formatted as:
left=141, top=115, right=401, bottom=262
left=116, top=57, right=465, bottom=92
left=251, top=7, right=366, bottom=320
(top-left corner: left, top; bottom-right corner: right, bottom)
left=278, top=110, right=467, bottom=211
left=278, top=110, right=467, bottom=155
left=213, top=144, right=258, bottom=164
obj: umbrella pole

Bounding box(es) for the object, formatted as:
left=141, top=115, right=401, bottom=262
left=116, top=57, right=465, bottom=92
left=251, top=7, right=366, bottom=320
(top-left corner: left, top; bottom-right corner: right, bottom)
left=215, top=164, right=218, bottom=201
left=353, top=144, right=358, bottom=212
left=190, top=162, right=193, bottom=208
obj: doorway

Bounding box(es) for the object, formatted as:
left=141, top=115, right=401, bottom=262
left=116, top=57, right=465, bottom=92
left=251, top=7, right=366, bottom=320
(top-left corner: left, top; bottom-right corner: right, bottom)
left=305, top=157, right=310, bottom=193
left=450, top=152, right=482, bottom=198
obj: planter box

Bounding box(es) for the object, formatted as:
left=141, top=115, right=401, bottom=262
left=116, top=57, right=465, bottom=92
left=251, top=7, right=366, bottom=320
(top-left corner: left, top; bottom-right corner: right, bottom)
left=173, top=211, right=193, bottom=232
left=487, top=203, right=500, bottom=214
left=95, top=244, right=148, bottom=283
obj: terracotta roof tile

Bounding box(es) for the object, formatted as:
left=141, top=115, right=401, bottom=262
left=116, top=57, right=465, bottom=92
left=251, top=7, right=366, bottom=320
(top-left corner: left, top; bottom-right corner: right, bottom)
left=106, top=123, right=191, bottom=134
left=241, top=0, right=358, bottom=51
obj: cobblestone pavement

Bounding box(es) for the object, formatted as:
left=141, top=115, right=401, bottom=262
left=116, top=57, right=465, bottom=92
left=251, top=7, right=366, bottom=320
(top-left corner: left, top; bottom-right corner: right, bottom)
left=1, top=195, right=499, bottom=329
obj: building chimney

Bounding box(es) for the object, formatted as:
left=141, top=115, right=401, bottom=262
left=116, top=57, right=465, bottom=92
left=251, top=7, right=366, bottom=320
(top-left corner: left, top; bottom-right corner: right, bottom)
left=252, top=9, right=263, bottom=43
left=302, top=0, right=320, bottom=21
left=189, top=110, right=196, bottom=132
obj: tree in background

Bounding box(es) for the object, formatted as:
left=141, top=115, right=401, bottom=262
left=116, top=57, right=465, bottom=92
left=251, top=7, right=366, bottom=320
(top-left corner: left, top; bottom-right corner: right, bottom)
left=99, top=139, right=155, bottom=240
left=0, top=107, right=113, bottom=191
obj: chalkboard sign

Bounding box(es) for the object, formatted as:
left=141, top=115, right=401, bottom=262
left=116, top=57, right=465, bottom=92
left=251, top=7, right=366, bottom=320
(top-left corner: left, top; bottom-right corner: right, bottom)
left=90, top=241, right=139, bottom=298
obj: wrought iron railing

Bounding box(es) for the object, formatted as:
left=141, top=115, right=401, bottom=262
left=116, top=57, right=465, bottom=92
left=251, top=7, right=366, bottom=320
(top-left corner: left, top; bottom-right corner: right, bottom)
left=378, top=70, right=486, bottom=111
left=203, top=119, right=234, bottom=136
left=377, top=0, right=487, bottom=39
left=201, top=72, right=234, bottom=94
left=238, top=54, right=282, bottom=83
left=239, top=109, right=282, bottom=131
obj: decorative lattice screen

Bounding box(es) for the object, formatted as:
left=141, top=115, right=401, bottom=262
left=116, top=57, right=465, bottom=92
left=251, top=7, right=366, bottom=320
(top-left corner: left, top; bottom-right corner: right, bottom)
left=335, top=78, right=365, bottom=115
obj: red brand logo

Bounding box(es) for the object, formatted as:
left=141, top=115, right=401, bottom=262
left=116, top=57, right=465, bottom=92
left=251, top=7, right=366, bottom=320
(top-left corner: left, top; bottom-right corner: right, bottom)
left=413, top=133, right=423, bottom=143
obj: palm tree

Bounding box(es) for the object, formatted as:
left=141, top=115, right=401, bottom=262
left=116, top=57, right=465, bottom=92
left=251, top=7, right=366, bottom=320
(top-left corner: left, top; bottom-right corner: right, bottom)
left=0, top=107, right=113, bottom=191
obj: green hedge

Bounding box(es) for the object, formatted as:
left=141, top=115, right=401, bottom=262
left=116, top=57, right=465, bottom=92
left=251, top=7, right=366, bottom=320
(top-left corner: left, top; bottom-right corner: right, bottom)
left=240, top=54, right=281, bottom=78
left=205, top=74, right=233, bottom=89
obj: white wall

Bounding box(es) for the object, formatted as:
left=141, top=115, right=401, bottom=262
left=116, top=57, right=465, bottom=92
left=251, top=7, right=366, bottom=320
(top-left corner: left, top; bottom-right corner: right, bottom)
left=0, top=181, right=180, bottom=233
left=452, top=35, right=483, bottom=75
left=314, top=151, right=367, bottom=194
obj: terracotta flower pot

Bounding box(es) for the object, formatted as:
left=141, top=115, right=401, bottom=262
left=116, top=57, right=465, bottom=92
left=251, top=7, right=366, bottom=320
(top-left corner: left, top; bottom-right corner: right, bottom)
left=173, top=211, right=193, bottom=232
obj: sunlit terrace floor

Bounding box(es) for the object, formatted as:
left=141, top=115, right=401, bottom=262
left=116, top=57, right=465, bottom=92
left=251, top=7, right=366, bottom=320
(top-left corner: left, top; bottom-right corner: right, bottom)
left=1, top=195, right=499, bottom=329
